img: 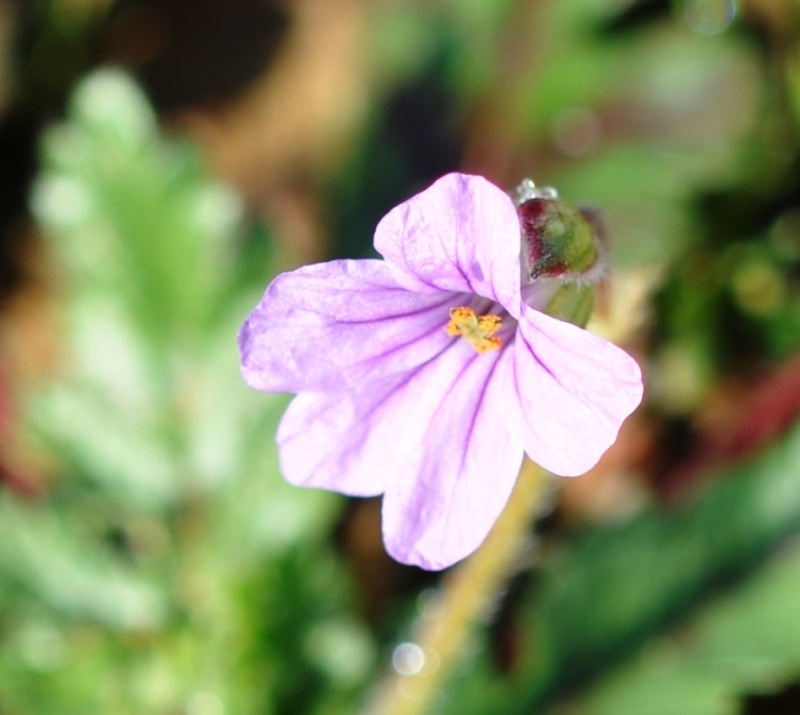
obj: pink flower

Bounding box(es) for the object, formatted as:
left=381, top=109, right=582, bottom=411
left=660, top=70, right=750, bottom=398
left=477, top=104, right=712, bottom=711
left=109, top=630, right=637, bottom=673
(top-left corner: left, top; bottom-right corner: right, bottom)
left=239, top=173, right=643, bottom=570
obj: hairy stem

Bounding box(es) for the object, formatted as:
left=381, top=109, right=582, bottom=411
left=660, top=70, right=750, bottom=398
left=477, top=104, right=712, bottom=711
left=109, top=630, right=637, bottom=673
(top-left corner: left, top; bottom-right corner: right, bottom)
left=366, top=459, right=551, bottom=715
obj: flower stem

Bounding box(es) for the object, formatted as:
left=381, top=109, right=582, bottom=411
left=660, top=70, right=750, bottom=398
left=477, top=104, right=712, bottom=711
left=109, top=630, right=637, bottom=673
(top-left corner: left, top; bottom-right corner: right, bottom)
left=366, top=459, right=551, bottom=715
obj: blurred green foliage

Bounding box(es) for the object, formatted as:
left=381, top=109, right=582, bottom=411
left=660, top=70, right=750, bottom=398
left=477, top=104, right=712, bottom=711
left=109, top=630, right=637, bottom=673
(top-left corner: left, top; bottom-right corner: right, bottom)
left=439, top=417, right=800, bottom=714
left=5, top=70, right=375, bottom=715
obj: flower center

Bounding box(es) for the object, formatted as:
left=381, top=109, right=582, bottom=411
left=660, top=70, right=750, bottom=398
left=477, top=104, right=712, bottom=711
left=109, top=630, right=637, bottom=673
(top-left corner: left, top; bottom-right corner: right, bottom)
left=445, top=306, right=503, bottom=353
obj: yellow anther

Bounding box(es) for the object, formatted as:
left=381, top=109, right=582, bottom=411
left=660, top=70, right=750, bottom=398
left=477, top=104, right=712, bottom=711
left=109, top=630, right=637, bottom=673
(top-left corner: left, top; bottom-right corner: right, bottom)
left=445, top=306, right=503, bottom=353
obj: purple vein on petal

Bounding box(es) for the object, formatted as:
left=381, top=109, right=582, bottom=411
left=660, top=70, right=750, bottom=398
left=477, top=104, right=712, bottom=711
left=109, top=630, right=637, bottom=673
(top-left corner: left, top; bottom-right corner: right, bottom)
left=350, top=309, right=456, bottom=375
left=322, top=292, right=455, bottom=325
left=438, top=348, right=504, bottom=538
left=517, top=322, right=562, bottom=385
left=518, top=316, right=619, bottom=419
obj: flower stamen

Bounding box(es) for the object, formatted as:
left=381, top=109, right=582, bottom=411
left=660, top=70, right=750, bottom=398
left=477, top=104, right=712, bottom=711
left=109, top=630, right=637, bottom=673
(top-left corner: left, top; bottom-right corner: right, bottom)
left=445, top=306, right=503, bottom=353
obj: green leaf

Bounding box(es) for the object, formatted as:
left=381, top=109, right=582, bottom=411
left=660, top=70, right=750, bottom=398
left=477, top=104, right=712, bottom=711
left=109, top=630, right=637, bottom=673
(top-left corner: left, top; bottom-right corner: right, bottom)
left=576, top=541, right=800, bottom=715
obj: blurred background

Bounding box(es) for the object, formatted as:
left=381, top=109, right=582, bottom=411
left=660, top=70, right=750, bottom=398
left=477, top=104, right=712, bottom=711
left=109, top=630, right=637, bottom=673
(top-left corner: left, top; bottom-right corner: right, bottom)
left=2, top=0, right=800, bottom=713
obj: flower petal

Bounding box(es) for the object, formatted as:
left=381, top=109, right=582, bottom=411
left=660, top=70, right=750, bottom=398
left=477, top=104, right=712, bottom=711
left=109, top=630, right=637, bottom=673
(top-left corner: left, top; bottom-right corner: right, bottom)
left=374, top=173, right=523, bottom=317
left=277, top=340, right=523, bottom=569
left=380, top=347, right=523, bottom=569
left=239, top=259, right=458, bottom=393
left=506, top=305, right=643, bottom=477
left=275, top=385, right=398, bottom=497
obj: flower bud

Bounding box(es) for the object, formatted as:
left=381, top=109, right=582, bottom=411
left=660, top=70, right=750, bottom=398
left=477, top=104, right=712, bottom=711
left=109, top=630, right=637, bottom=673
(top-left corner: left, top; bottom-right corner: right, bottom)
left=517, top=196, right=607, bottom=284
